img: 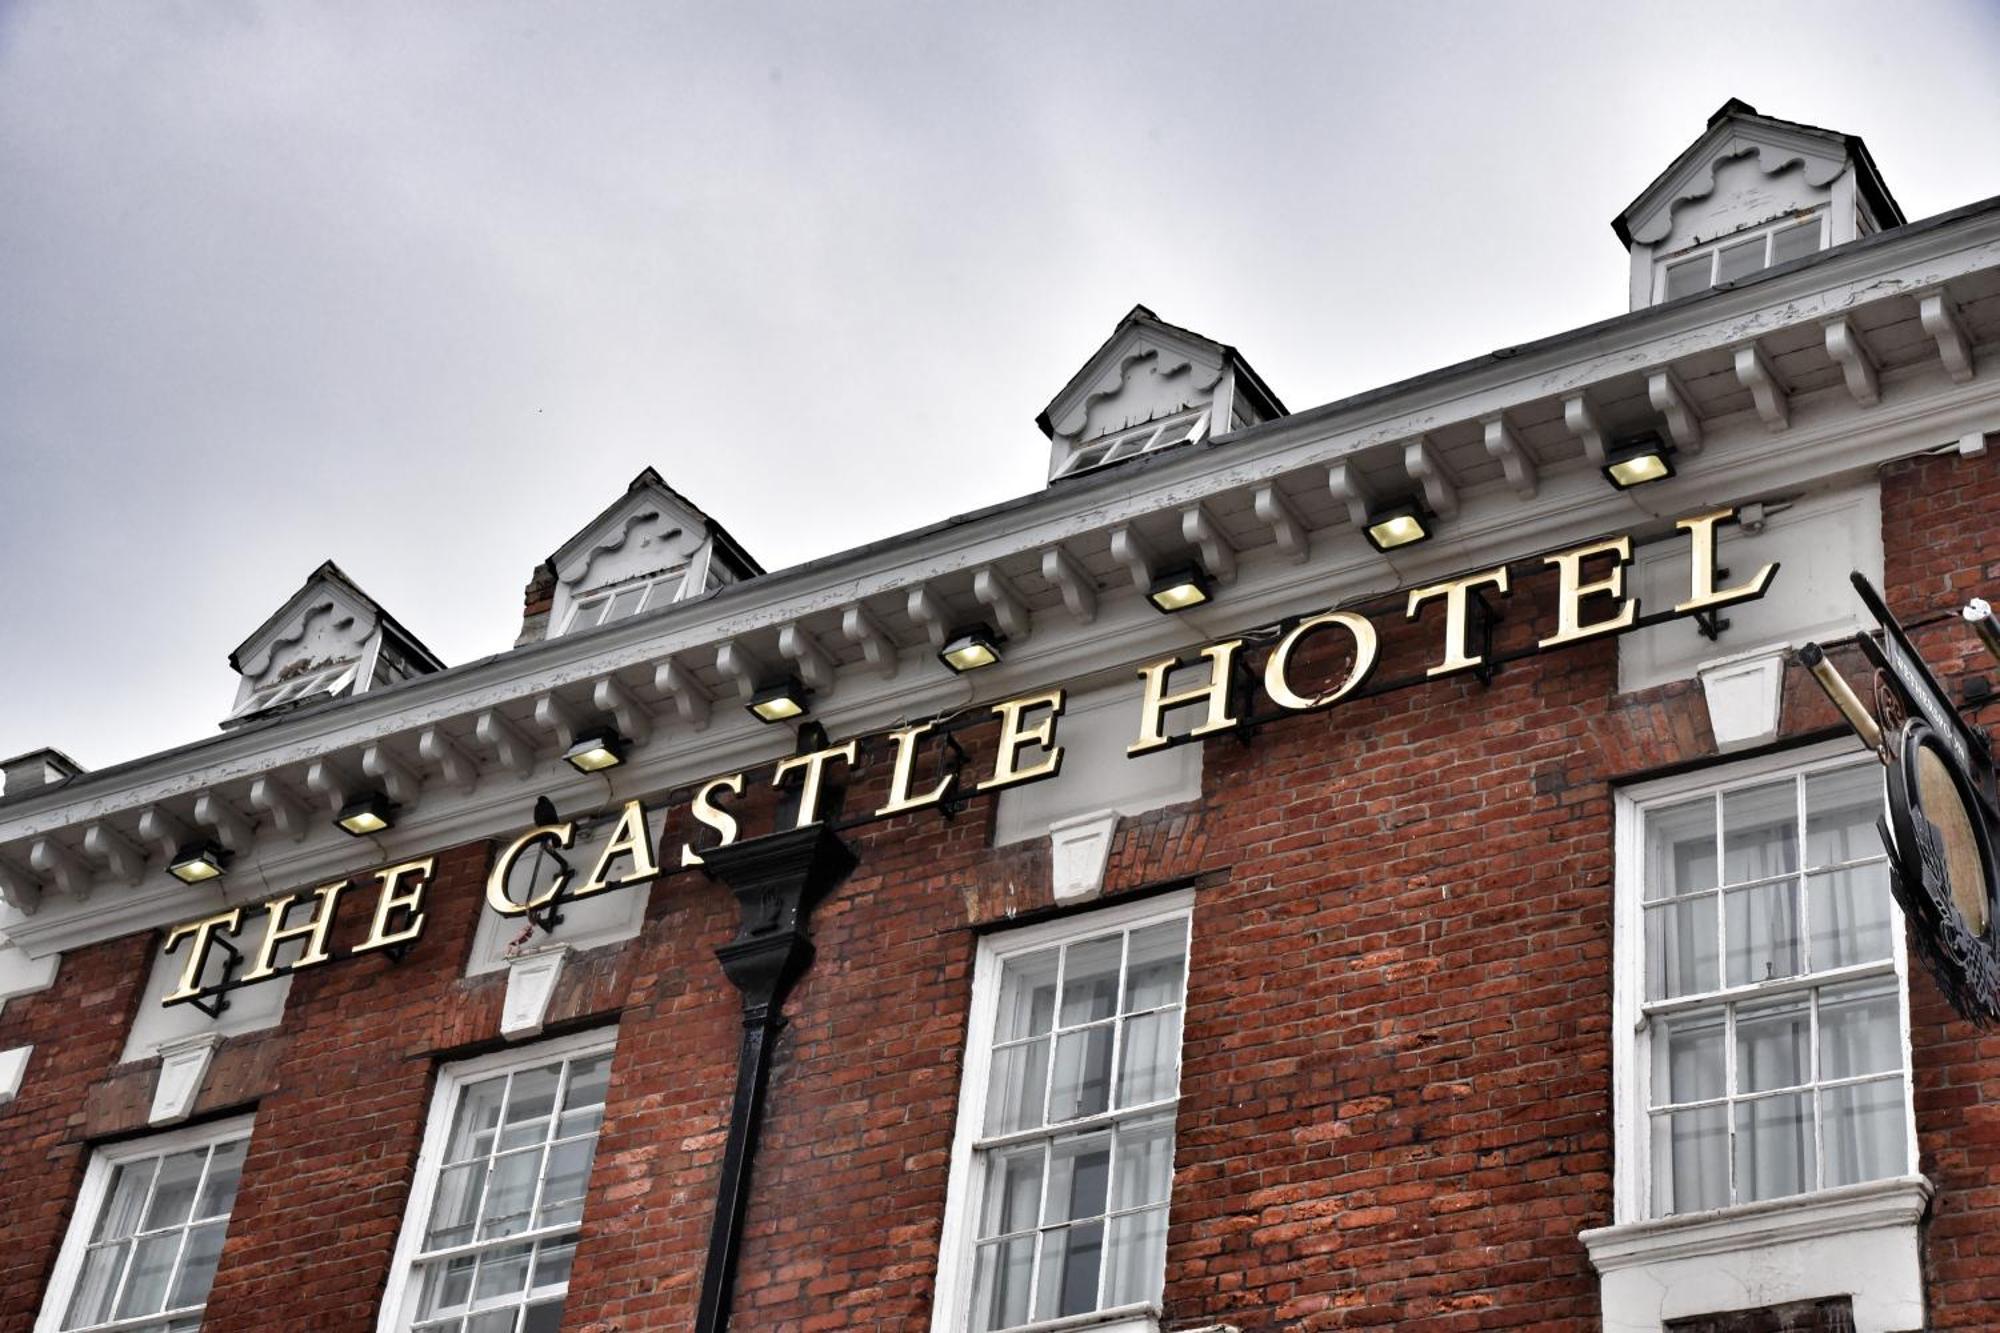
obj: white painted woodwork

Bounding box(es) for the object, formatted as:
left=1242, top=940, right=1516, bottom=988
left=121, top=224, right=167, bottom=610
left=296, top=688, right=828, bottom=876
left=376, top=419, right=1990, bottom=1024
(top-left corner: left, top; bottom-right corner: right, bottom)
left=1734, top=342, right=1791, bottom=431
left=653, top=659, right=713, bottom=729
left=778, top=626, right=836, bottom=693
left=1918, top=288, right=1975, bottom=383
left=841, top=605, right=900, bottom=678
left=591, top=677, right=653, bottom=746
left=148, top=1032, right=224, bottom=1126
left=1646, top=369, right=1704, bottom=453
left=251, top=775, right=312, bottom=842
left=1822, top=317, right=1881, bottom=407
left=417, top=729, right=478, bottom=795
left=972, top=566, right=1031, bottom=640
left=194, top=794, right=255, bottom=852
left=363, top=744, right=422, bottom=809
left=1402, top=436, right=1458, bottom=519
left=83, top=823, right=145, bottom=885
left=474, top=710, right=535, bottom=778
left=1180, top=503, right=1237, bottom=582
left=1564, top=394, right=1608, bottom=464
left=1041, top=546, right=1098, bottom=623
left=1252, top=485, right=1310, bottom=562
left=1481, top=415, right=1537, bottom=499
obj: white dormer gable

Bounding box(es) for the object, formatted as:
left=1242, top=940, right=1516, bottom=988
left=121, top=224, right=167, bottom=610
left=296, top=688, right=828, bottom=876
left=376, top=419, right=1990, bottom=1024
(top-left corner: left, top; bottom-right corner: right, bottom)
left=1037, top=305, right=1284, bottom=483
left=541, top=468, right=762, bottom=640
left=1615, top=99, right=1903, bottom=311
left=225, top=562, right=442, bottom=727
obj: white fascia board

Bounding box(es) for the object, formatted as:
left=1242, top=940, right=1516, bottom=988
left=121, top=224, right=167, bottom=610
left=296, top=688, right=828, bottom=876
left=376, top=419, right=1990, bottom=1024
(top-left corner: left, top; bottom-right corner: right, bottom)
left=1, top=209, right=1997, bottom=951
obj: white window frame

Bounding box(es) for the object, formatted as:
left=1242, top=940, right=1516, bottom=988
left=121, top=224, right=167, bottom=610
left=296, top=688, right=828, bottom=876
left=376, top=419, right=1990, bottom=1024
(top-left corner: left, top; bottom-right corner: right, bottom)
left=558, top=570, right=685, bottom=636
left=37, top=1113, right=256, bottom=1333
left=1610, top=738, right=1918, bottom=1227
left=1056, top=410, right=1209, bottom=480
left=1654, top=209, right=1827, bottom=303
left=376, top=1026, right=616, bottom=1333
left=931, top=888, right=1195, bottom=1333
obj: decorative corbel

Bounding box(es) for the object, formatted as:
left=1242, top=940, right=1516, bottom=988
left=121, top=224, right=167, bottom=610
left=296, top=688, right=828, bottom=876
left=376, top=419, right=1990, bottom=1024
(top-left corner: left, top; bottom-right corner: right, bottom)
left=715, top=640, right=768, bottom=700
left=1327, top=459, right=1378, bottom=529
left=1402, top=436, right=1459, bottom=520
left=417, top=728, right=479, bottom=795
left=304, top=760, right=351, bottom=817
left=1481, top=415, right=1538, bottom=499
left=973, top=566, right=1032, bottom=640
left=1646, top=369, right=1705, bottom=453
left=1180, top=503, right=1238, bottom=582
left=654, top=658, right=713, bottom=731
left=592, top=676, right=654, bottom=746
left=250, top=775, right=312, bottom=842
left=475, top=710, right=536, bottom=779
left=904, top=587, right=950, bottom=651
left=194, top=794, right=256, bottom=853
left=778, top=625, right=837, bottom=694
left=532, top=693, right=581, bottom=749
left=1040, top=546, right=1098, bottom=624
left=138, top=807, right=197, bottom=862
left=83, top=822, right=147, bottom=886
left=1563, top=394, right=1608, bottom=465
left=1734, top=342, right=1790, bottom=432
left=1107, top=525, right=1157, bottom=594
left=0, top=854, right=42, bottom=916
left=841, top=604, right=900, bottom=680
left=28, top=838, right=90, bottom=901
left=363, top=743, right=422, bottom=808
left=1252, top=484, right=1309, bottom=563
left=1918, top=289, right=1975, bottom=384
left=1822, top=317, right=1880, bottom=407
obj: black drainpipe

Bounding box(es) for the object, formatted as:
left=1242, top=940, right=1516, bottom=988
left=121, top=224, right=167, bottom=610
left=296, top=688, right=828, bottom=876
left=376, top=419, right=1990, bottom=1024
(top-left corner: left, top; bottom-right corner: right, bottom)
left=692, top=823, right=857, bottom=1333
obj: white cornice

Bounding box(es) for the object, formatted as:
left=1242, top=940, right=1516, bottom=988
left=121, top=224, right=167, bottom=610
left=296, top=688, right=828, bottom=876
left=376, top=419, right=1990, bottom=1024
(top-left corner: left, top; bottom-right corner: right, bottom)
left=3, top=205, right=1997, bottom=955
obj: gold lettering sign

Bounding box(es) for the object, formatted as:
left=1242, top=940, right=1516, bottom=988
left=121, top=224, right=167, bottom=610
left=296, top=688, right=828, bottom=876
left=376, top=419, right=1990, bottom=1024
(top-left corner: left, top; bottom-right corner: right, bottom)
left=980, top=690, right=1067, bottom=790
left=240, top=882, right=349, bottom=983
left=876, top=722, right=954, bottom=818
left=771, top=741, right=860, bottom=830
left=1676, top=508, right=1777, bottom=613
left=487, top=820, right=576, bottom=916
left=1129, top=642, right=1244, bottom=755
left=355, top=858, right=434, bottom=955
left=1263, top=611, right=1378, bottom=712
left=680, top=773, right=745, bottom=867
left=575, top=800, right=659, bottom=897
left=1539, top=536, right=1637, bottom=648
left=1406, top=568, right=1510, bottom=677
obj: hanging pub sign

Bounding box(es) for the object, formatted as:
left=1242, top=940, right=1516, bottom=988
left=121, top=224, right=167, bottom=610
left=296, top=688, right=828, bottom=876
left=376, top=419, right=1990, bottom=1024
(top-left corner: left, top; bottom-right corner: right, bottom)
left=157, top=507, right=1779, bottom=1010
left=1847, top=573, right=2000, bottom=1025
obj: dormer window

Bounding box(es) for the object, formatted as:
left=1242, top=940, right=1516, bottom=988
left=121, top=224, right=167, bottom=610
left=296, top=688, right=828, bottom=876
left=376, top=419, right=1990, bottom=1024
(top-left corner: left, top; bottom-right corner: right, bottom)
left=561, top=570, right=686, bottom=635
left=231, top=661, right=360, bottom=720
left=1658, top=213, right=1826, bottom=303
left=1057, top=408, right=1209, bottom=479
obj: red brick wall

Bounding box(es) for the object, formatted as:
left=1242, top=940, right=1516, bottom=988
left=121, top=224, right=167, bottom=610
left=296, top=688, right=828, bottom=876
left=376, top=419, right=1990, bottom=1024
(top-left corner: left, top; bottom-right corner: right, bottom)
left=4, top=453, right=1999, bottom=1331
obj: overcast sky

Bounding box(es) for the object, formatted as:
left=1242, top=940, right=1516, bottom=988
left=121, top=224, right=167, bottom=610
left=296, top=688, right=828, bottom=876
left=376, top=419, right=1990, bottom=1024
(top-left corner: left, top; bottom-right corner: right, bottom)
left=3, top=1, right=1997, bottom=774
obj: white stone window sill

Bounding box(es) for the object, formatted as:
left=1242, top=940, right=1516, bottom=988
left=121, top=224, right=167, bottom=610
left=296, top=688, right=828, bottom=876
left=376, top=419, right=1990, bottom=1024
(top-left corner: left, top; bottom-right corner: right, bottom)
left=1579, top=1174, right=1933, bottom=1270
left=989, top=1303, right=1160, bottom=1333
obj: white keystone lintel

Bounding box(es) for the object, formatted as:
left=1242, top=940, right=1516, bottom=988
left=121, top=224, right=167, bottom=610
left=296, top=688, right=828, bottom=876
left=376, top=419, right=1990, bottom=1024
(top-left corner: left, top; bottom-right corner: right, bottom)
left=1049, top=810, right=1120, bottom=904
left=149, top=1032, right=226, bottom=1126
left=501, top=944, right=570, bottom=1040
left=0, top=1044, right=30, bottom=1104
left=1697, top=642, right=1790, bottom=753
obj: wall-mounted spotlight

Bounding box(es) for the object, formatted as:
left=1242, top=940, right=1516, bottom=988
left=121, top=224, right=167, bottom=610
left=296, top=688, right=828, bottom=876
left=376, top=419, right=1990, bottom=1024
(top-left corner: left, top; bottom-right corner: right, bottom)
left=1363, top=502, right=1432, bottom=553
left=563, top=726, right=629, bottom=773
left=1603, top=431, right=1676, bottom=490
left=336, top=791, right=395, bottom=837
left=1147, top=562, right=1213, bottom=614
left=747, top=677, right=809, bottom=724
left=168, top=840, right=228, bottom=884
left=941, top=624, right=1003, bottom=673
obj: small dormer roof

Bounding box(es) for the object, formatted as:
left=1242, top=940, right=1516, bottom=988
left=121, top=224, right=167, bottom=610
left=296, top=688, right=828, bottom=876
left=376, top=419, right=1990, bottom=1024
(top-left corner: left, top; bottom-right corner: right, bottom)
left=1613, top=98, right=1903, bottom=250
left=228, top=561, right=442, bottom=677
left=1036, top=305, right=1285, bottom=442
left=223, top=562, right=442, bottom=728
left=546, top=467, right=764, bottom=583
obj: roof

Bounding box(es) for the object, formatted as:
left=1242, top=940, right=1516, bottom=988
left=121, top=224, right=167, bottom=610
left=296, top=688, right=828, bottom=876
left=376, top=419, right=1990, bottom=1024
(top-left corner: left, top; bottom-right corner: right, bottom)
left=1034, top=304, right=1287, bottom=439
left=226, top=559, right=446, bottom=676
left=546, top=467, right=765, bottom=581
left=1612, top=98, right=1905, bottom=249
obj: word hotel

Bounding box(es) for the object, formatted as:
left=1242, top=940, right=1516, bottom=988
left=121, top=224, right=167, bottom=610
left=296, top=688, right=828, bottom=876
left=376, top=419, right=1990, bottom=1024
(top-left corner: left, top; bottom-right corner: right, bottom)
left=4, top=99, right=2000, bottom=1333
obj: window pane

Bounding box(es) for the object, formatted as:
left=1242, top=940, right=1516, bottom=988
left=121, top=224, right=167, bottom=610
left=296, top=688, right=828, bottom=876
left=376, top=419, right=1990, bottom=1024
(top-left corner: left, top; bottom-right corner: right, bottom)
left=64, top=1242, right=130, bottom=1328
left=1663, top=257, right=1710, bottom=301
left=1805, top=765, right=1881, bottom=868
left=568, top=598, right=609, bottom=632
left=994, top=949, right=1058, bottom=1043
left=522, top=1301, right=566, bottom=1333
left=114, top=1232, right=181, bottom=1318
left=94, top=1160, right=157, bottom=1242
left=426, top=1161, right=486, bottom=1250
left=1650, top=1008, right=1725, bottom=1106
left=499, top=1065, right=561, bottom=1151
left=417, top=1253, right=478, bottom=1319
left=1645, top=798, right=1716, bottom=900
left=1726, top=881, right=1801, bottom=986
left=1104, top=1206, right=1168, bottom=1308
left=1823, top=1080, right=1907, bottom=1187
left=1043, top=1133, right=1111, bottom=1226
left=196, top=1139, right=247, bottom=1219
left=1736, top=997, right=1809, bottom=1093
left=1034, top=1221, right=1105, bottom=1322
left=1123, top=921, right=1186, bottom=1012
left=1723, top=782, right=1798, bottom=884
left=1820, top=979, right=1902, bottom=1079
left=1645, top=896, right=1719, bottom=999
left=1115, top=1008, right=1181, bottom=1107
left=606, top=585, right=647, bottom=622
left=143, top=1150, right=207, bottom=1232
left=1808, top=865, right=1894, bottom=970
left=535, top=1138, right=595, bottom=1230
left=970, top=1236, right=1034, bottom=1333
left=1112, top=1115, right=1174, bottom=1211
left=532, top=1238, right=576, bottom=1291
left=1716, top=236, right=1765, bottom=284
left=1735, top=1092, right=1810, bottom=1202
left=468, top=1309, right=516, bottom=1333
left=472, top=1240, right=534, bottom=1303
left=1770, top=220, right=1821, bottom=265
left=557, top=1055, right=612, bottom=1139
left=1651, top=1106, right=1727, bottom=1216
left=979, top=1144, right=1044, bottom=1238
left=479, top=1149, right=542, bottom=1240
left=1060, top=938, right=1123, bottom=1026
left=168, top=1221, right=227, bottom=1311
left=448, top=1076, right=508, bottom=1164
left=1050, top=1026, right=1115, bottom=1122
left=984, top=1037, right=1050, bottom=1135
